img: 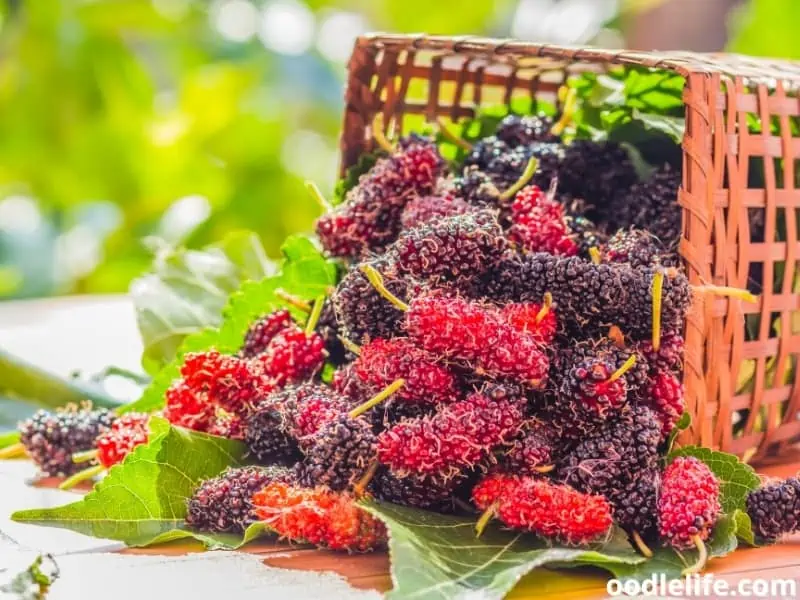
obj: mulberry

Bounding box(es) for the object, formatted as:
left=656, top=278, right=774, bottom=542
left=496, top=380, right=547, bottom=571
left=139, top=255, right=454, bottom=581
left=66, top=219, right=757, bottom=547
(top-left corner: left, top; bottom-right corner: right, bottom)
left=15, top=406, right=116, bottom=476
left=483, top=253, right=692, bottom=341
left=186, top=465, right=291, bottom=533
left=353, top=338, right=460, bottom=405
left=258, top=325, right=326, bottom=385
left=285, top=386, right=351, bottom=443
left=642, top=371, right=685, bottom=438
left=558, top=353, right=632, bottom=422
left=509, top=185, right=578, bottom=256
left=400, top=194, right=472, bottom=229
left=489, top=476, right=614, bottom=545
left=565, top=214, right=606, bottom=257
left=390, top=210, right=507, bottom=292
left=495, top=113, right=558, bottom=146
left=163, top=381, right=216, bottom=432
left=96, top=413, right=150, bottom=468
left=405, top=294, right=550, bottom=386
left=609, top=164, right=682, bottom=248
left=240, top=310, right=293, bottom=358
left=315, top=139, right=444, bottom=258
left=602, top=229, right=678, bottom=269
left=181, top=350, right=272, bottom=416
left=445, top=167, right=502, bottom=208
left=464, top=136, right=510, bottom=171
left=658, top=456, right=721, bottom=567
left=317, top=299, right=347, bottom=366
left=244, top=397, right=300, bottom=464
left=297, top=413, right=377, bottom=491
left=501, top=298, right=557, bottom=345
left=472, top=473, right=520, bottom=511
left=482, top=142, right=564, bottom=192
left=503, top=422, right=555, bottom=475
left=372, top=470, right=464, bottom=512
left=558, top=405, right=662, bottom=509
left=637, top=331, right=684, bottom=375
left=613, top=472, right=661, bottom=543
left=377, top=392, right=524, bottom=479
left=557, top=140, right=637, bottom=217
left=746, top=477, right=800, bottom=543
left=207, top=412, right=246, bottom=440
left=252, top=481, right=387, bottom=552
left=333, top=259, right=410, bottom=344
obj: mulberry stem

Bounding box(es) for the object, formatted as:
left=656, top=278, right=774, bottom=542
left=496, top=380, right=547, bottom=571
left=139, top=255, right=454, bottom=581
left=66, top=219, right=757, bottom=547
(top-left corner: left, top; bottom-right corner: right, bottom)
left=535, top=464, right=555, bottom=474
left=436, top=119, right=472, bottom=151
left=72, top=449, right=99, bottom=464
left=353, top=460, right=380, bottom=497
left=337, top=336, right=362, bottom=356
left=475, top=501, right=499, bottom=538
left=305, top=296, right=326, bottom=336
left=608, top=354, right=637, bottom=382
left=359, top=265, right=409, bottom=312
left=498, top=157, right=538, bottom=201
left=682, top=535, right=709, bottom=575
left=588, top=247, right=602, bottom=265
left=372, top=113, right=395, bottom=153
left=305, top=181, right=333, bottom=213
left=535, top=293, right=553, bottom=324
left=0, top=443, right=25, bottom=459
left=59, top=464, right=104, bottom=491
left=551, top=87, right=578, bottom=136
left=701, top=285, right=758, bottom=304
left=348, top=379, right=405, bottom=418
left=631, top=530, right=653, bottom=558
left=276, top=289, right=312, bottom=312
left=651, top=270, right=664, bottom=351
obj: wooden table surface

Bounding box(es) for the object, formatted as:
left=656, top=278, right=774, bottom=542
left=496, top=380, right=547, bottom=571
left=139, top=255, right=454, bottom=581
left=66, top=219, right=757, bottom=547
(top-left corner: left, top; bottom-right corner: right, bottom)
left=2, top=296, right=799, bottom=599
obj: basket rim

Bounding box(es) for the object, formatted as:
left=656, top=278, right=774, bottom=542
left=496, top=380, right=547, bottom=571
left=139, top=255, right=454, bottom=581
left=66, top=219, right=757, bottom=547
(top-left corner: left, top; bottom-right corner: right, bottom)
left=354, top=33, right=800, bottom=84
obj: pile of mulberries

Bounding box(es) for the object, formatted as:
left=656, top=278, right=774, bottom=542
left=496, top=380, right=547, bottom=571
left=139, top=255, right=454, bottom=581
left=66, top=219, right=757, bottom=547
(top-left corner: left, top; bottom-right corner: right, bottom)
left=16, top=112, right=753, bottom=564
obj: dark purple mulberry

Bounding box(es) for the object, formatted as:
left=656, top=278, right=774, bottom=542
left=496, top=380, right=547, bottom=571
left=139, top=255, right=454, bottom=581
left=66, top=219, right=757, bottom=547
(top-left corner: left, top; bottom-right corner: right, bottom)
left=746, top=477, right=800, bottom=543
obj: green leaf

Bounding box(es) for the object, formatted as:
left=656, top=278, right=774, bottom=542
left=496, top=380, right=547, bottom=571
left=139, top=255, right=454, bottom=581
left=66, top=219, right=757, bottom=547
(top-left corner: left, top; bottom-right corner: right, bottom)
left=629, top=110, right=685, bottom=144
left=122, top=235, right=337, bottom=415
left=131, top=233, right=276, bottom=374
left=0, top=554, right=60, bottom=599
left=0, top=349, right=123, bottom=411
left=669, top=446, right=761, bottom=513
left=361, top=501, right=645, bottom=600
left=609, top=512, right=739, bottom=582
left=11, top=417, right=254, bottom=548
left=734, top=509, right=756, bottom=546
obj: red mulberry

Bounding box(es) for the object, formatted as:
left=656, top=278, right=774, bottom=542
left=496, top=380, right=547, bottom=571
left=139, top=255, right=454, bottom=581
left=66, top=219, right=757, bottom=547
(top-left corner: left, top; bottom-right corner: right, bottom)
left=16, top=406, right=116, bottom=476
left=163, top=381, right=216, bottom=432
left=637, top=331, right=684, bottom=375
left=96, top=413, right=150, bottom=468
left=181, top=350, right=273, bottom=416
left=240, top=310, right=293, bottom=358
left=377, top=392, right=523, bottom=479
left=501, top=299, right=557, bottom=344
left=472, top=473, right=521, bottom=511
left=490, top=476, right=614, bottom=545
left=186, top=465, right=292, bottom=533
left=354, top=338, right=460, bottom=405
left=746, top=477, right=800, bottom=543
left=406, top=294, right=549, bottom=387
left=642, top=371, right=685, bottom=438
left=252, top=481, right=387, bottom=552
left=658, top=456, right=721, bottom=561
left=258, top=326, right=326, bottom=385
left=509, top=186, right=578, bottom=256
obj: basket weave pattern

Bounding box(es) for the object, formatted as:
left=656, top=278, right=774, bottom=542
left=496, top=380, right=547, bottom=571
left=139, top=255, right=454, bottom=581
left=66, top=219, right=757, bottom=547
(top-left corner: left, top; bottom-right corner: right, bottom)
left=340, top=34, right=800, bottom=462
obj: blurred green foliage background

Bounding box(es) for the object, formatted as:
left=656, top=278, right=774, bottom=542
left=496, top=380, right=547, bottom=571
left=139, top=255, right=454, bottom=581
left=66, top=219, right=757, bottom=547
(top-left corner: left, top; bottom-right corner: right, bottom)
left=0, top=0, right=793, bottom=300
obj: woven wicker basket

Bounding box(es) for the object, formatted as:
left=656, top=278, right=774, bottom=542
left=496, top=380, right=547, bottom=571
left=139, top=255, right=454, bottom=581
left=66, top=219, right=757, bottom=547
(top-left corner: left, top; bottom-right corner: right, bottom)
left=339, top=34, right=800, bottom=463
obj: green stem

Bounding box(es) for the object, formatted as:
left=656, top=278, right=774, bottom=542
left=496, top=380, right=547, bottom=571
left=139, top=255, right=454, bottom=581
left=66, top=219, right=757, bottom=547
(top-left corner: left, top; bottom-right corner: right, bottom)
left=631, top=530, right=653, bottom=558
left=275, top=288, right=312, bottom=313
left=498, top=157, right=538, bottom=201
left=72, top=449, right=99, bottom=464
left=437, top=118, right=472, bottom=151
left=348, top=379, right=405, bottom=418
left=475, top=502, right=498, bottom=538
left=651, top=270, right=664, bottom=352
left=372, top=113, right=395, bottom=153
left=59, top=464, right=105, bottom=491
left=305, top=296, right=325, bottom=336
left=306, top=181, right=333, bottom=213
left=359, top=265, right=409, bottom=312
left=681, top=535, right=709, bottom=575
left=702, top=285, right=758, bottom=304
left=338, top=336, right=362, bottom=356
